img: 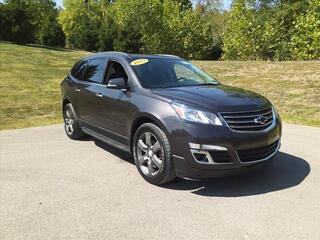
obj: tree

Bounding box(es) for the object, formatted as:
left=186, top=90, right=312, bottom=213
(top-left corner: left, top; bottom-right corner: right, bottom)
left=59, top=0, right=110, bottom=50
left=222, top=0, right=309, bottom=60
left=59, top=0, right=210, bottom=55
left=173, top=0, right=192, bottom=10
left=222, top=0, right=257, bottom=60
left=205, top=11, right=227, bottom=59
left=105, top=0, right=144, bottom=52
left=35, top=12, right=65, bottom=47
left=0, top=0, right=65, bottom=46
left=267, top=0, right=309, bottom=60
left=32, top=0, right=65, bottom=46
left=107, top=0, right=212, bottom=59
left=0, top=0, right=36, bottom=44
left=0, top=3, right=8, bottom=40
left=195, top=0, right=222, bottom=13
left=196, top=0, right=226, bottom=59
left=98, top=16, right=115, bottom=51
left=290, top=0, right=320, bottom=60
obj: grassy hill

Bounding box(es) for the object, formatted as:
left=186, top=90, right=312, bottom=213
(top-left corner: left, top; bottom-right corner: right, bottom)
left=0, top=42, right=89, bottom=130
left=0, top=42, right=319, bottom=130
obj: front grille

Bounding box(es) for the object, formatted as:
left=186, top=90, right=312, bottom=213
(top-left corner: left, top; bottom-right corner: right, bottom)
left=220, top=107, right=274, bottom=131
left=237, top=140, right=279, bottom=162
left=209, top=151, right=232, bottom=163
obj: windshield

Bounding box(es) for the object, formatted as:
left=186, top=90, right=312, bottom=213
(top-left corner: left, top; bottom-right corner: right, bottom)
left=129, top=58, right=219, bottom=89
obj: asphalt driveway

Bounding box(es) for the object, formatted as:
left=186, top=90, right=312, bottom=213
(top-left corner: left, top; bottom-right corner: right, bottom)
left=0, top=123, right=319, bottom=239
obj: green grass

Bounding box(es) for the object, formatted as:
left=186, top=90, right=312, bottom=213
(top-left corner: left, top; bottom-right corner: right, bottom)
left=0, top=42, right=89, bottom=130
left=0, top=42, right=319, bottom=130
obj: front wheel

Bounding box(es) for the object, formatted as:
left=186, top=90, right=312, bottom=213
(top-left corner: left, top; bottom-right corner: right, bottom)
left=133, top=123, right=175, bottom=185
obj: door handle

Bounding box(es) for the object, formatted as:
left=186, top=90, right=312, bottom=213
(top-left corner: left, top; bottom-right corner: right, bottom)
left=75, top=88, right=81, bottom=92
left=96, top=93, right=103, bottom=98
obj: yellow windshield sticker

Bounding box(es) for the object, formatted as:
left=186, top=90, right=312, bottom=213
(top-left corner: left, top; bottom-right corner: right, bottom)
left=130, top=59, right=149, bottom=66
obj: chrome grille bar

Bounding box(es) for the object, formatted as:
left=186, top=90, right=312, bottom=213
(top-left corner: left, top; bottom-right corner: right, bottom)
left=220, top=107, right=275, bottom=131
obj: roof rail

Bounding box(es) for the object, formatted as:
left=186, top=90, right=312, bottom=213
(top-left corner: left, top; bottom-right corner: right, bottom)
left=98, top=51, right=130, bottom=57
left=155, top=54, right=180, bottom=59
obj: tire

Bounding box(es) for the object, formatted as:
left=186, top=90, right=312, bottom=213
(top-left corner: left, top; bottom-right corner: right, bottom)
left=63, top=103, right=85, bottom=140
left=133, top=123, right=176, bottom=185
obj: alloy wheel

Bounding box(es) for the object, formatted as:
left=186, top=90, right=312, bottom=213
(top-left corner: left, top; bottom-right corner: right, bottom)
left=136, top=132, right=164, bottom=177
left=64, top=107, right=75, bottom=135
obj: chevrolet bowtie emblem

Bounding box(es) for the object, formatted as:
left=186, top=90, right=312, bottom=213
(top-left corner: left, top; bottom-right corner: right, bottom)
left=254, top=115, right=268, bottom=125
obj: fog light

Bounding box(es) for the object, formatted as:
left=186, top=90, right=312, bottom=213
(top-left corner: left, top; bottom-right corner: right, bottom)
left=193, top=152, right=209, bottom=163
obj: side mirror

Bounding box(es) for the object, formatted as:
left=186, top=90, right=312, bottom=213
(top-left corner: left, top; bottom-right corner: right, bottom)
left=107, top=78, right=130, bottom=91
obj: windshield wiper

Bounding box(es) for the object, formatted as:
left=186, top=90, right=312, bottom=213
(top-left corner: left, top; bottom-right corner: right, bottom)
left=196, top=83, right=219, bottom=86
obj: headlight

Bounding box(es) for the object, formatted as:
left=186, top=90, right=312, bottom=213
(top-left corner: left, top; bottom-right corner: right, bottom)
left=171, top=102, right=222, bottom=126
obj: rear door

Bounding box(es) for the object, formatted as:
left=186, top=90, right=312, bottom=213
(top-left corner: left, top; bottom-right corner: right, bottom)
left=73, top=57, right=108, bottom=124
left=79, top=57, right=108, bottom=125
left=69, top=59, right=89, bottom=117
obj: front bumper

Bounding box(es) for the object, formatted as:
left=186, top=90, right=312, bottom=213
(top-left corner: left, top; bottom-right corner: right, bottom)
left=169, top=116, right=282, bottom=179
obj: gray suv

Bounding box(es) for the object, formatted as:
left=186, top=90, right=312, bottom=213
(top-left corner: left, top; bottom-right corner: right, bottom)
left=61, top=52, right=282, bottom=185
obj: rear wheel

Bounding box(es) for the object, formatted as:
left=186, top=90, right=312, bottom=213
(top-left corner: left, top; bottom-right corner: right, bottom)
left=133, top=123, right=175, bottom=185
left=63, top=103, right=85, bottom=140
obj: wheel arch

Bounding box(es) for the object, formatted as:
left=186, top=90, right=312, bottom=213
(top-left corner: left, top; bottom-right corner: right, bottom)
left=62, top=98, right=71, bottom=111
left=130, top=113, right=171, bottom=153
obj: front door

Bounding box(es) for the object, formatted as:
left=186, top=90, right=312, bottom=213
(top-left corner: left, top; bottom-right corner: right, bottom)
left=94, top=60, right=133, bottom=144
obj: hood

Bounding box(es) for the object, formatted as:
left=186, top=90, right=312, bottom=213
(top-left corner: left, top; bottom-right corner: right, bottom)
left=151, top=84, right=271, bottom=112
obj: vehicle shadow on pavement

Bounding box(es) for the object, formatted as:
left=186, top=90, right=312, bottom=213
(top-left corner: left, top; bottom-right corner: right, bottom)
left=164, top=152, right=310, bottom=197
left=94, top=139, right=134, bottom=163
left=93, top=139, right=310, bottom=197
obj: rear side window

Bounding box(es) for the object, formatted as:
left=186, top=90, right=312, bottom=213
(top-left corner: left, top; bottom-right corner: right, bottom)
left=71, top=60, right=87, bottom=80
left=83, top=58, right=107, bottom=83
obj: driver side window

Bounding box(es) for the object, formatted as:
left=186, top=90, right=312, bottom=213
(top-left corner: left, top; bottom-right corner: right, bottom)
left=104, top=61, right=128, bottom=84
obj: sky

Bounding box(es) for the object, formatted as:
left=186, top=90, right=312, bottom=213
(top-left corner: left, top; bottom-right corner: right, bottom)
left=54, top=0, right=233, bottom=10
